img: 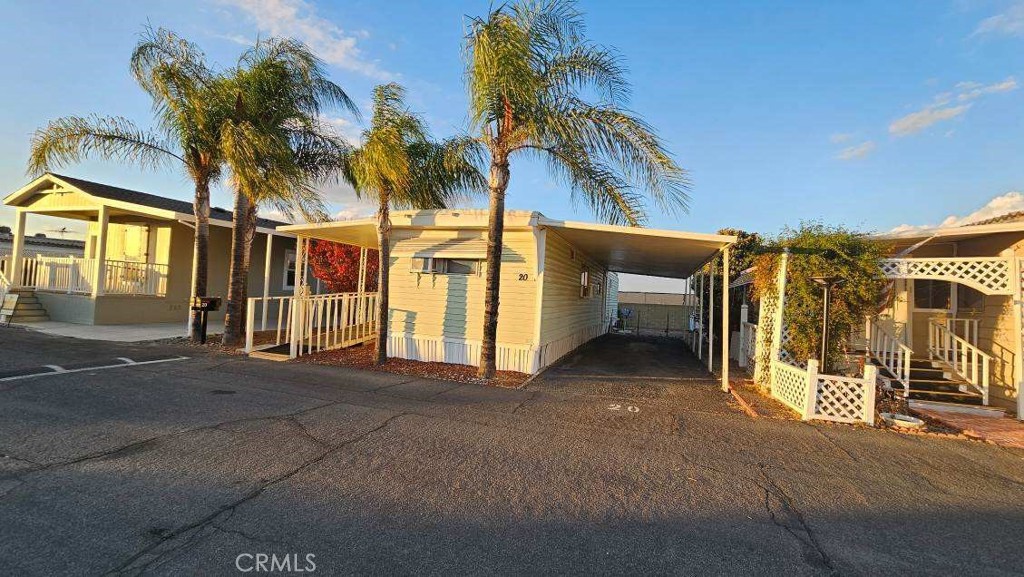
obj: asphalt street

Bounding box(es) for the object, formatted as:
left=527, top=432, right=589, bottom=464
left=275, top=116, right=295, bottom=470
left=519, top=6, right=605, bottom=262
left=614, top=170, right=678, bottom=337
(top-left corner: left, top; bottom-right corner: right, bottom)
left=1, top=329, right=1022, bottom=576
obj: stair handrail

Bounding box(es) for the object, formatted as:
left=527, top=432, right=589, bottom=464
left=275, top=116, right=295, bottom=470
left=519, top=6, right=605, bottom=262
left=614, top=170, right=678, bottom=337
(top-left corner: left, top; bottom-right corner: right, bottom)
left=928, top=320, right=991, bottom=405
left=0, top=265, right=10, bottom=305
left=865, top=316, right=912, bottom=397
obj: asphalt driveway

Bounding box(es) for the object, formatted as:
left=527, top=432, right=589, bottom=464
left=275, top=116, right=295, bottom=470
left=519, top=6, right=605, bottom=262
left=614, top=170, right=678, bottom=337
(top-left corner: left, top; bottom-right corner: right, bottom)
left=1, top=328, right=1023, bottom=575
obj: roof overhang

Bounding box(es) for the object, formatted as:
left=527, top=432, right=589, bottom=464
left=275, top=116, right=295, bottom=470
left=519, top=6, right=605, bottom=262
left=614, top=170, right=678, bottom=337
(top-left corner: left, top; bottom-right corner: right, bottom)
left=4, top=174, right=288, bottom=236
left=872, top=220, right=1024, bottom=244
left=279, top=211, right=736, bottom=280
left=537, top=217, right=735, bottom=279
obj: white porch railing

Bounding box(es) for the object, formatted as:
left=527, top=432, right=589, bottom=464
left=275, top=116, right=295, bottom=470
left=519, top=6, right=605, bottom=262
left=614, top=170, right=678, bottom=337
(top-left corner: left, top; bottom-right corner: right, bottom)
left=945, top=318, right=979, bottom=348
left=771, top=358, right=877, bottom=424
left=28, top=256, right=168, bottom=296
left=879, top=257, right=1012, bottom=295
left=1, top=254, right=43, bottom=288
left=243, top=295, right=295, bottom=353
left=865, top=317, right=912, bottom=397
left=294, top=292, right=378, bottom=357
left=928, top=320, right=991, bottom=404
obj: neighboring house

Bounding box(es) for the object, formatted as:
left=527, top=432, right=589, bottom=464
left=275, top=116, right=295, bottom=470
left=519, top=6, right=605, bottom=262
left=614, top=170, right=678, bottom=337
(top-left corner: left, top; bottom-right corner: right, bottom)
left=869, top=213, right=1024, bottom=415
left=0, top=231, right=85, bottom=259
left=1, top=173, right=298, bottom=325
left=617, top=291, right=696, bottom=335
left=276, top=210, right=735, bottom=375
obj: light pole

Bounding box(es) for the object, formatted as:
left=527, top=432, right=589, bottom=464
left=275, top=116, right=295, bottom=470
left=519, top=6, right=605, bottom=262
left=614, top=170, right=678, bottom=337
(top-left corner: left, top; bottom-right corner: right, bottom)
left=811, top=276, right=844, bottom=372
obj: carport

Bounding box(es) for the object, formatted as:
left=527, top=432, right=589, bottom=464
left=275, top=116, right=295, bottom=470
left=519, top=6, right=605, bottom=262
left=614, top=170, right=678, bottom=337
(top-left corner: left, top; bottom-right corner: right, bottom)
left=535, top=217, right=736, bottom=390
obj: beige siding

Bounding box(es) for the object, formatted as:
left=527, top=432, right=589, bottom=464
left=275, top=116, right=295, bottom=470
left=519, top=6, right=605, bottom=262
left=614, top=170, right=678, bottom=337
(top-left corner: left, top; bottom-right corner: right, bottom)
left=386, top=228, right=538, bottom=346
left=539, top=231, right=608, bottom=345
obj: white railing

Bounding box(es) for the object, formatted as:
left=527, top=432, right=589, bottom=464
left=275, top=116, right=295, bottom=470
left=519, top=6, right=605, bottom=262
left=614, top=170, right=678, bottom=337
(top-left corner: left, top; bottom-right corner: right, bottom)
left=244, top=295, right=295, bottom=353
left=771, top=358, right=877, bottom=424
left=865, top=317, right=912, bottom=397
left=28, top=256, right=167, bottom=296
left=929, top=320, right=991, bottom=405
left=290, top=292, right=379, bottom=357
left=879, top=257, right=1012, bottom=295
left=1, top=254, right=43, bottom=288
left=0, top=262, right=9, bottom=305
left=945, top=318, right=979, bottom=347
left=35, top=256, right=96, bottom=293
left=104, top=260, right=169, bottom=296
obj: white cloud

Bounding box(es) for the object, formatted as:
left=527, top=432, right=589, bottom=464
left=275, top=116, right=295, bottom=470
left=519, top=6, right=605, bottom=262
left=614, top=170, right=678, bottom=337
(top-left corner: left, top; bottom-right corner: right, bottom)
left=219, top=0, right=394, bottom=80
left=836, top=140, right=875, bottom=160
left=890, top=192, right=1024, bottom=233
left=332, top=206, right=374, bottom=221
left=889, top=103, right=972, bottom=136
left=889, top=77, right=1017, bottom=137
left=321, top=115, right=363, bottom=145
left=973, top=3, right=1024, bottom=37
left=829, top=132, right=854, bottom=144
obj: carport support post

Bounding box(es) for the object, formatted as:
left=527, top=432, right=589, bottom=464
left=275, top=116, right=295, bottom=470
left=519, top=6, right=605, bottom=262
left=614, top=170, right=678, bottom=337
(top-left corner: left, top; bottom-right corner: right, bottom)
left=708, top=260, right=715, bottom=372
left=92, top=205, right=109, bottom=297
left=262, top=233, right=273, bottom=331
left=697, top=269, right=704, bottom=360
left=289, top=236, right=305, bottom=359
left=721, top=247, right=730, bottom=392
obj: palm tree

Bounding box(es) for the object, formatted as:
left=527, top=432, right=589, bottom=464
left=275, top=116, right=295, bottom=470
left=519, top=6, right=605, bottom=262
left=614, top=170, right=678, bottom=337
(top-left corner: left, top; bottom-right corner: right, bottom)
left=464, top=0, right=691, bottom=378
left=28, top=27, right=224, bottom=342
left=339, top=83, right=485, bottom=365
left=218, top=38, right=358, bottom=347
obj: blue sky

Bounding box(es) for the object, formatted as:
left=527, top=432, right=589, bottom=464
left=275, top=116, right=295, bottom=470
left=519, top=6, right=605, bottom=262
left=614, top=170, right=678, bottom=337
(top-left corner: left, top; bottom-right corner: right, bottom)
left=0, top=0, right=1022, bottom=291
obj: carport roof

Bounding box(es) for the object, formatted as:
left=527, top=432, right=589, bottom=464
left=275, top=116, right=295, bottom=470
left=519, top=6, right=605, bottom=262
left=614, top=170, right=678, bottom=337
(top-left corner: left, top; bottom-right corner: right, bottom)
left=279, top=210, right=736, bottom=279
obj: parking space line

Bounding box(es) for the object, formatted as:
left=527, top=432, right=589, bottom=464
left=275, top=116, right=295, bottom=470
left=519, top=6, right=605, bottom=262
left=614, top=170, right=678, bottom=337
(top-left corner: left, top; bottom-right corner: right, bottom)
left=0, top=356, right=190, bottom=382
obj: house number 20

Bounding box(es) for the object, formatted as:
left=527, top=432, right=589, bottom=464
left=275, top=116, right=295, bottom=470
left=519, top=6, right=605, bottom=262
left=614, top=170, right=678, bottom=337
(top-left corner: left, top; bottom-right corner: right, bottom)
left=518, top=273, right=529, bottom=280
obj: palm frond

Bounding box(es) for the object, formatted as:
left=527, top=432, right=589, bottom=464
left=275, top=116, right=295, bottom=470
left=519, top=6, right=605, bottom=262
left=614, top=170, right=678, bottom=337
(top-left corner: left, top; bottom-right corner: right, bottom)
left=27, top=115, right=182, bottom=176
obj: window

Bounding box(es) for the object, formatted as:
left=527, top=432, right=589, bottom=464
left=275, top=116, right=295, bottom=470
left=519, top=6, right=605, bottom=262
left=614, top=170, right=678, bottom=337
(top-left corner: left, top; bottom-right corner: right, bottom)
left=957, top=285, right=985, bottom=311
left=580, top=270, right=591, bottom=298
left=914, top=279, right=950, bottom=310
left=283, top=250, right=297, bottom=289
left=411, top=257, right=480, bottom=275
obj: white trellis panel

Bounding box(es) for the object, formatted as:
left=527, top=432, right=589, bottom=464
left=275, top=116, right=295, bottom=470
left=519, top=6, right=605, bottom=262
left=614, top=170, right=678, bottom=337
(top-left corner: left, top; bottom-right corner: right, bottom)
left=814, top=373, right=876, bottom=424
left=771, top=360, right=809, bottom=413
left=879, top=257, right=1012, bottom=295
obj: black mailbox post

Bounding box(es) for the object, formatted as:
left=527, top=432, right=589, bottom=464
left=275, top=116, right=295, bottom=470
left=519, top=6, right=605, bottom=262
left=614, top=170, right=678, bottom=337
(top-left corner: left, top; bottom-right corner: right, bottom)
left=190, top=297, right=222, bottom=344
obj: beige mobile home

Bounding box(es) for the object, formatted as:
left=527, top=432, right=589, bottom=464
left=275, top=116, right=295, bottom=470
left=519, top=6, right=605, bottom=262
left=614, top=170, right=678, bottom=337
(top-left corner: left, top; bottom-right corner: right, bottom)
left=273, top=210, right=735, bottom=377
left=1, top=173, right=298, bottom=325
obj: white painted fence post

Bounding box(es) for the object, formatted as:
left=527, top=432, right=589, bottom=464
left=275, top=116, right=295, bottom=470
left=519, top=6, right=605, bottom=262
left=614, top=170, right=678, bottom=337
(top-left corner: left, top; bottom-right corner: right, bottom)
left=738, top=303, right=749, bottom=368
left=803, top=359, right=819, bottom=421
left=244, top=297, right=256, bottom=353
left=862, top=364, right=877, bottom=425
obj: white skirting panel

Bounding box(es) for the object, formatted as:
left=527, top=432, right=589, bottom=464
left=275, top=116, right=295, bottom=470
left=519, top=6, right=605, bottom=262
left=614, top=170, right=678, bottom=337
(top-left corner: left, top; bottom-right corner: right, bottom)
left=534, top=322, right=608, bottom=371
left=387, top=333, right=537, bottom=374
left=387, top=322, right=609, bottom=375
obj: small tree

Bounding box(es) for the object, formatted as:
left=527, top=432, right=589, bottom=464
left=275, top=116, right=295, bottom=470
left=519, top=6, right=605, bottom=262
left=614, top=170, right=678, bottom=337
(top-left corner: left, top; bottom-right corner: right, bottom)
left=752, top=222, right=891, bottom=372
left=307, top=240, right=379, bottom=293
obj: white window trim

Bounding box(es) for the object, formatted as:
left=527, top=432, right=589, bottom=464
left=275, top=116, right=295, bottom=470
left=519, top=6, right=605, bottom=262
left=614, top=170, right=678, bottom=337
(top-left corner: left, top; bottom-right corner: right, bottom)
left=283, top=249, right=297, bottom=290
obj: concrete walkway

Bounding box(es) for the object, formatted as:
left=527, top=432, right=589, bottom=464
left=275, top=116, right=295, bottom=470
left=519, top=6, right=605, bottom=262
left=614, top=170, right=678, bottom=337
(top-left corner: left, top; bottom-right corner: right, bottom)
left=915, top=405, right=1024, bottom=448
left=13, top=320, right=224, bottom=342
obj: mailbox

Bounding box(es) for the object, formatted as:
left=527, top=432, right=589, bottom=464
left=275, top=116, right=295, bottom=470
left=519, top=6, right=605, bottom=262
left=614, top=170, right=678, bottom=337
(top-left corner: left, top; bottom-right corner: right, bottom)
left=191, top=296, right=222, bottom=312
left=190, top=296, right=222, bottom=343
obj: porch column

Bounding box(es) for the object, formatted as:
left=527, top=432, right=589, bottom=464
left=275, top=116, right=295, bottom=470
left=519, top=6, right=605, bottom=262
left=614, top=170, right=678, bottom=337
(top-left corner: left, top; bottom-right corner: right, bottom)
left=9, top=209, right=26, bottom=287
left=92, top=205, right=109, bottom=297
left=1011, top=254, right=1024, bottom=421
left=261, top=233, right=273, bottom=331
left=289, top=236, right=305, bottom=358
left=721, top=247, right=730, bottom=392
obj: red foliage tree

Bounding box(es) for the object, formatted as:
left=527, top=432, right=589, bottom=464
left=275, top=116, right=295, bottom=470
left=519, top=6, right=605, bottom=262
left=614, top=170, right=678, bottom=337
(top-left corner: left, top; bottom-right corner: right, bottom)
left=306, top=240, right=379, bottom=293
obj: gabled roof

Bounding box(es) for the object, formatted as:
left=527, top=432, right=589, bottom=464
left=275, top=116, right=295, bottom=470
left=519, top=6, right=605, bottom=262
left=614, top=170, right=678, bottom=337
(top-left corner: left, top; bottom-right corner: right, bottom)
left=4, top=173, right=287, bottom=231
left=0, top=231, right=85, bottom=250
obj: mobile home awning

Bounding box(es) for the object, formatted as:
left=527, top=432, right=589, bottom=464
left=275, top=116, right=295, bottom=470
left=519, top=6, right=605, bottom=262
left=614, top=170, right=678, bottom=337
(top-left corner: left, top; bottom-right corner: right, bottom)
left=278, top=210, right=736, bottom=279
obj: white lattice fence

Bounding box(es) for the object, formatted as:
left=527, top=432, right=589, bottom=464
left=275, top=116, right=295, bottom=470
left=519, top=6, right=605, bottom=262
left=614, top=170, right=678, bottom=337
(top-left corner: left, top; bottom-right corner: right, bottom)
left=813, top=370, right=876, bottom=424
left=741, top=322, right=758, bottom=377
left=880, top=257, right=1012, bottom=295
left=754, top=283, right=779, bottom=386
left=771, top=360, right=809, bottom=413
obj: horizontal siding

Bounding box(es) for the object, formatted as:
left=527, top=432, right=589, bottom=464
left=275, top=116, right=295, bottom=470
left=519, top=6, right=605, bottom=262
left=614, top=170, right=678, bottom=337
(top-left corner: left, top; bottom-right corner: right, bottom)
left=539, top=231, right=608, bottom=344
left=387, top=228, right=538, bottom=346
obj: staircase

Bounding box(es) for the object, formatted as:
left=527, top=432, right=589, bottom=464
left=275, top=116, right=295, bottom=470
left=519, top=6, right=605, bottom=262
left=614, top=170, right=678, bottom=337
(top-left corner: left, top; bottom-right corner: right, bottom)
left=905, top=357, right=982, bottom=406
left=5, top=289, right=50, bottom=323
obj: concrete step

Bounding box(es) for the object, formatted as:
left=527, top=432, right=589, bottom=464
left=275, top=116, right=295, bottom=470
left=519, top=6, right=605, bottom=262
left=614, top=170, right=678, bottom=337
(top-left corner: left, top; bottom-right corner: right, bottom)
left=10, top=310, right=49, bottom=322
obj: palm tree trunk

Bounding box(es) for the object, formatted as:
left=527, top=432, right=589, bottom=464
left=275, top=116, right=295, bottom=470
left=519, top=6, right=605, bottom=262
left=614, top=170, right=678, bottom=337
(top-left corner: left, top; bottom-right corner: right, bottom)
left=188, top=180, right=211, bottom=342
left=478, top=156, right=510, bottom=379
left=374, top=192, right=391, bottom=365
left=222, top=192, right=255, bottom=347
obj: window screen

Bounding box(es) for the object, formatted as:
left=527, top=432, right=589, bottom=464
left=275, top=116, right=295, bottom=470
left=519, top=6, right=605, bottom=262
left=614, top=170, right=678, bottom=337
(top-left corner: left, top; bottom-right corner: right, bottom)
left=957, top=285, right=984, bottom=311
